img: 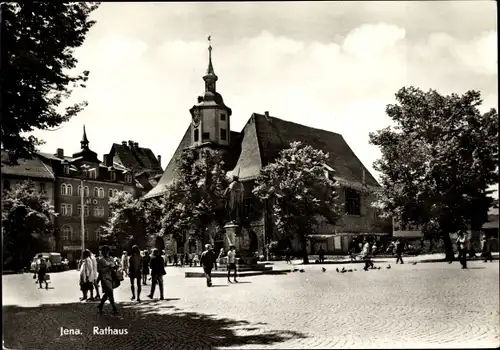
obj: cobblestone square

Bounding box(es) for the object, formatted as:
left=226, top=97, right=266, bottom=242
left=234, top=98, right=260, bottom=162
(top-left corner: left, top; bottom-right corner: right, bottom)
left=3, top=260, right=499, bottom=349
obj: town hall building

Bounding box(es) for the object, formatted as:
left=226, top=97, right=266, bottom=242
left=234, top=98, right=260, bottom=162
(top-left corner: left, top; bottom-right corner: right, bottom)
left=145, top=39, right=391, bottom=256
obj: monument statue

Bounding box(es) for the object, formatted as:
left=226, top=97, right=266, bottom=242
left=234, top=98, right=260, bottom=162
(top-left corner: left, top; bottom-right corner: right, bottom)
left=224, top=174, right=244, bottom=224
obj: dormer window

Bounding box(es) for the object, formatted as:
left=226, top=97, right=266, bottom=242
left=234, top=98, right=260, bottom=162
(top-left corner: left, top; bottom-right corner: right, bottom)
left=125, top=174, right=132, bottom=183
left=88, top=169, right=97, bottom=179
left=63, top=165, right=69, bottom=175
left=110, top=170, right=116, bottom=181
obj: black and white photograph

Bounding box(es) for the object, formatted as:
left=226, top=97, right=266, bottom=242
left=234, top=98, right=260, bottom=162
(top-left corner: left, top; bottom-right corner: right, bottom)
left=1, top=1, right=498, bottom=349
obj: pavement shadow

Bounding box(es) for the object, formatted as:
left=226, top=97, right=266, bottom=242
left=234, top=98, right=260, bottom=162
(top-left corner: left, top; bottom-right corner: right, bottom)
left=3, top=301, right=307, bottom=350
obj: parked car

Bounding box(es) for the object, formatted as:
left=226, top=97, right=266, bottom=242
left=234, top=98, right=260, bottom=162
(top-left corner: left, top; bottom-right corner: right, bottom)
left=31, top=252, right=63, bottom=272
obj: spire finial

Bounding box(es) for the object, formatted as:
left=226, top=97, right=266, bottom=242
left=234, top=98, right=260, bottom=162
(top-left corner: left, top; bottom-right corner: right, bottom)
left=81, top=124, right=89, bottom=149
left=206, top=35, right=215, bottom=75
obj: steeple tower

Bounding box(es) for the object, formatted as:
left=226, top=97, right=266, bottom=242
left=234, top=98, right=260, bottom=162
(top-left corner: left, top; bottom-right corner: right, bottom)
left=189, top=36, right=232, bottom=148
left=81, top=125, right=89, bottom=150
left=203, top=36, right=218, bottom=93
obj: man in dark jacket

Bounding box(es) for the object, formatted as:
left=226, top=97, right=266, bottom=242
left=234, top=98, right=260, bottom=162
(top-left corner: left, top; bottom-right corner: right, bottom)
left=395, top=239, right=404, bottom=264
left=148, top=249, right=166, bottom=300
left=200, top=244, right=218, bottom=287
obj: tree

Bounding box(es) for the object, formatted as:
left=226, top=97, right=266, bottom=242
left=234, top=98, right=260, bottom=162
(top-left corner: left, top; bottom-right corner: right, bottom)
left=102, top=191, right=147, bottom=251
left=2, top=180, right=56, bottom=269
left=252, top=141, right=342, bottom=264
left=1, top=2, right=100, bottom=165
left=160, top=148, right=229, bottom=248
left=369, top=87, right=498, bottom=260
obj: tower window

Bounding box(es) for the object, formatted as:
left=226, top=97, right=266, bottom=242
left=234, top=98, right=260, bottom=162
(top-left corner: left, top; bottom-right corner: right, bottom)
left=194, top=129, right=199, bottom=142
left=220, top=113, right=226, bottom=121
left=202, top=132, right=210, bottom=140
left=220, top=128, right=227, bottom=140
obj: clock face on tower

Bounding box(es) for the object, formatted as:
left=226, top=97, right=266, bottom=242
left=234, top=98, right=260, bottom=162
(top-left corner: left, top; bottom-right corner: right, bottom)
left=192, top=109, right=200, bottom=127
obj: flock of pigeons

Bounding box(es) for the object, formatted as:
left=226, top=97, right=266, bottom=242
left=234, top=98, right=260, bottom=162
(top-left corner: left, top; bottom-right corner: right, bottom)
left=290, top=261, right=418, bottom=274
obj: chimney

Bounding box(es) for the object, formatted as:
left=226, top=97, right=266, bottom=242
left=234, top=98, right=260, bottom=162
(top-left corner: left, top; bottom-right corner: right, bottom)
left=121, top=141, right=127, bottom=147
left=157, top=155, right=162, bottom=167
left=56, top=148, right=64, bottom=158
left=128, top=140, right=134, bottom=148
left=197, top=96, right=203, bottom=103
left=264, top=111, right=269, bottom=119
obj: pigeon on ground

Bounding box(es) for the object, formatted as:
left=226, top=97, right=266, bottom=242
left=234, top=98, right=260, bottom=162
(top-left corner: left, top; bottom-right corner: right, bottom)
left=412, top=262, right=418, bottom=265
left=348, top=269, right=353, bottom=272
left=387, top=264, right=391, bottom=269
left=299, top=269, right=305, bottom=273
left=354, top=269, right=357, bottom=272
left=336, top=267, right=340, bottom=273
left=322, top=267, right=326, bottom=272
left=377, top=266, right=381, bottom=270
left=293, top=268, right=299, bottom=272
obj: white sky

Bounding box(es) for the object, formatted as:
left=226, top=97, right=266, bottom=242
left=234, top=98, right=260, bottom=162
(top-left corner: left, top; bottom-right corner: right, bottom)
left=32, top=1, right=498, bottom=196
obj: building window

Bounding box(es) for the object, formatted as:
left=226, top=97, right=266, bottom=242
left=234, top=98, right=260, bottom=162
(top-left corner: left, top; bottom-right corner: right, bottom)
left=77, top=205, right=89, bottom=217
left=39, top=183, right=46, bottom=194
left=93, top=206, right=105, bottom=217
left=110, top=170, right=116, bottom=181
left=108, top=189, right=114, bottom=198
left=88, top=169, right=97, bottom=179
left=66, top=184, right=73, bottom=196
left=194, top=129, right=199, bottom=142
left=77, top=185, right=89, bottom=197
left=60, top=184, right=66, bottom=195
left=113, top=189, right=118, bottom=197
left=60, top=203, right=72, bottom=216
left=95, top=228, right=102, bottom=242
left=98, top=188, right=104, bottom=198
left=125, top=174, right=132, bottom=183
left=61, top=225, right=72, bottom=240
left=220, top=113, right=226, bottom=121
left=220, top=128, right=227, bottom=140
left=63, top=165, right=70, bottom=175
left=94, top=187, right=99, bottom=198
left=345, top=188, right=361, bottom=215
left=80, top=227, right=89, bottom=240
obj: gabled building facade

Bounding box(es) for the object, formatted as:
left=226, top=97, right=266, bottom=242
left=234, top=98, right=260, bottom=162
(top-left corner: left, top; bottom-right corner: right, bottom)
left=145, top=40, right=391, bottom=255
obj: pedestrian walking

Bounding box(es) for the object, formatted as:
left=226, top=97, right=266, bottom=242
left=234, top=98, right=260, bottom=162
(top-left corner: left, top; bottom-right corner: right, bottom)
left=79, top=250, right=94, bottom=301
left=200, top=244, right=218, bottom=287
left=121, top=251, right=129, bottom=277
left=129, top=245, right=142, bottom=302
left=97, top=246, right=119, bottom=314
left=362, top=239, right=374, bottom=271
left=193, top=253, right=200, bottom=267
left=34, top=254, right=49, bottom=290
left=142, top=251, right=151, bottom=285
left=227, top=245, right=238, bottom=283
left=285, top=247, right=291, bottom=264
left=148, top=249, right=166, bottom=300
left=318, top=246, right=325, bottom=263
left=395, top=239, right=404, bottom=264
left=189, top=252, right=194, bottom=267
left=481, top=235, right=493, bottom=262
left=90, top=250, right=100, bottom=300
left=218, top=248, right=225, bottom=266
left=167, top=255, right=172, bottom=265
left=457, top=231, right=468, bottom=269
left=173, top=254, right=178, bottom=266
left=184, top=253, right=190, bottom=267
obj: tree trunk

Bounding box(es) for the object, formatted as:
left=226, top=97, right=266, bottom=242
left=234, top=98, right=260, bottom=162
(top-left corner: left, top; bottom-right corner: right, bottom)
left=442, top=232, right=455, bottom=261
left=301, top=235, right=309, bottom=264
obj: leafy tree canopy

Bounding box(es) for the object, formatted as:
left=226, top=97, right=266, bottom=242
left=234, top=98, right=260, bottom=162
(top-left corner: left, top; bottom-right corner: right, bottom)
left=369, top=87, right=498, bottom=257
left=252, top=141, right=342, bottom=264
left=2, top=180, right=56, bottom=269
left=1, top=2, right=100, bottom=165
left=160, top=148, right=229, bottom=244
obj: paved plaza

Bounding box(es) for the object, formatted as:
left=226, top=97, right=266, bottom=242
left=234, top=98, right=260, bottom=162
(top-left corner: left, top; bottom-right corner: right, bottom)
left=3, top=260, right=499, bottom=349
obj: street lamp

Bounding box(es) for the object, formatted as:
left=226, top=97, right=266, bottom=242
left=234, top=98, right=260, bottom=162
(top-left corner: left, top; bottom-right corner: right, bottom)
left=78, top=164, right=90, bottom=259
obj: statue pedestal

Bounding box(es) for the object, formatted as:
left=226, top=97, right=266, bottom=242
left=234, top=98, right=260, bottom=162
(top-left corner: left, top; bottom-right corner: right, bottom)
left=224, top=222, right=258, bottom=268
left=224, top=222, right=241, bottom=251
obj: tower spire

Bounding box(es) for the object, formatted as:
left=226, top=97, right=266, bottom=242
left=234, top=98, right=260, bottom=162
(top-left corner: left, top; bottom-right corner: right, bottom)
left=81, top=125, right=89, bottom=149
left=203, top=35, right=218, bottom=92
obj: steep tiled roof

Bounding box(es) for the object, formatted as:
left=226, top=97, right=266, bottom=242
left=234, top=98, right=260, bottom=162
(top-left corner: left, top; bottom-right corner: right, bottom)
left=145, top=113, right=380, bottom=199
left=111, top=143, right=163, bottom=175
left=1, top=151, right=55, bottom=180
left=249, top=114, right=379, bottom=187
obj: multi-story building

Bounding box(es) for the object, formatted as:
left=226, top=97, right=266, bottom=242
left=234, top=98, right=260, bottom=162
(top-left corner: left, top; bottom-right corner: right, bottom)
left=38, top=127, right=136, bottom=261
left=145, top=40, right=392, bottom=255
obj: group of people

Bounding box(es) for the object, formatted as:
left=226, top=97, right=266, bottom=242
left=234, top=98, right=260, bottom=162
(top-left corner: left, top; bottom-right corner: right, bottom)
left=452, top=232, right=494, bottom=269
left=165, top=253, right=201, bottom=267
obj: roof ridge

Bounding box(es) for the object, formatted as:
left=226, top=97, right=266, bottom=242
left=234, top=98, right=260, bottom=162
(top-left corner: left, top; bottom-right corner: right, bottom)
left=252, top=113, right=343, bottom=137
left=38, top=155, right=56, bottom=180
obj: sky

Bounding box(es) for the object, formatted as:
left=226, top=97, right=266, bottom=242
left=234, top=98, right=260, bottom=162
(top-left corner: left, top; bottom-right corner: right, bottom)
left=33, top=1, right=498, bottom=195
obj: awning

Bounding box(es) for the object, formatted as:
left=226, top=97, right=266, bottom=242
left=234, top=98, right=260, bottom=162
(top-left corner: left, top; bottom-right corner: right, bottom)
left=482, top=221, right=499, bottom=229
